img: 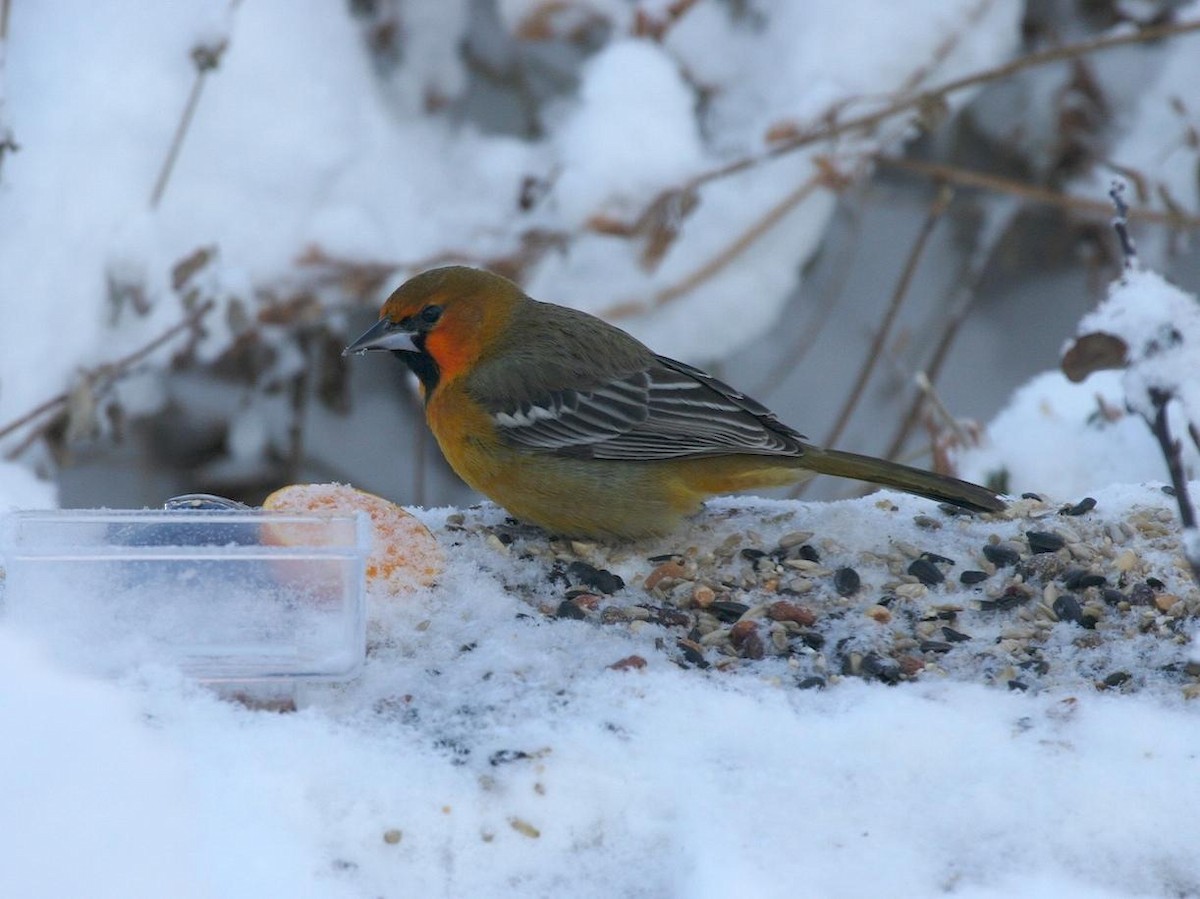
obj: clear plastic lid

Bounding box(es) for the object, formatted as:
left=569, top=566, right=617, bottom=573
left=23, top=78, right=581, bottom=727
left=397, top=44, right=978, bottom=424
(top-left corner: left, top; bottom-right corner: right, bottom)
left=0, top=509, right=369, bottom=684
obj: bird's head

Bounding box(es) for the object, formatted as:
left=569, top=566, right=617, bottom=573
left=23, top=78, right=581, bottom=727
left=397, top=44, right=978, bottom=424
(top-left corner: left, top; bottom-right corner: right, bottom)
left=343, top=266, right=523, bottom=393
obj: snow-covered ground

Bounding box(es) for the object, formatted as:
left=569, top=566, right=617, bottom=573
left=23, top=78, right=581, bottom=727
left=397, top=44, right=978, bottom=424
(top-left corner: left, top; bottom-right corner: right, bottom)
left=4, top=2, right=1200, bottom=897
left=4, top=483, right=1200, bottom=899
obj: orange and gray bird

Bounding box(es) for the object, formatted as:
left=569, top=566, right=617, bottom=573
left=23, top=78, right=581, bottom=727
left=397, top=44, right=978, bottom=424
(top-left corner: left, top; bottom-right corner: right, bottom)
left=344, top=266, right=1005, bottom=540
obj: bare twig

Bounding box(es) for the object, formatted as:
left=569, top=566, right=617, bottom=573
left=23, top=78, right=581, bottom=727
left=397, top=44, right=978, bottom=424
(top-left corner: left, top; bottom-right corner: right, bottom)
left=632, top=0, right=701, bottom=41
left=655, top=17, right=1200, bottom=208
left=880, top=156, right=1200, bottom=229
left=749, top=193, right=869, bottom=399
left=912, top=371, right=974, bottom=447
left=829, top=187, right=951, bottom=441
left=150, top=42, right=228, bottom=208
left=0, top=300, right=216, bottom=453
left=895, top=0, right=1000, bottom=98
left=0, top=0, right=17, bottom=178
left=1147, top=389, right=1200, bottom=584
left=601, top=170, right=829, bottom=321
left=789, top=184, right=953, bottom=497
left=1108, top=180, right=1139, bottom=266
left=1103, top=183, right=1199, bottom=586
left=884, top=196, right=1020, bottom=461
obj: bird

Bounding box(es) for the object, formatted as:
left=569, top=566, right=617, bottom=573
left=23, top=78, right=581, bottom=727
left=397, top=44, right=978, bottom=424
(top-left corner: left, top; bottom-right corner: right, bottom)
left=344, top=266, right=1005, bottom=540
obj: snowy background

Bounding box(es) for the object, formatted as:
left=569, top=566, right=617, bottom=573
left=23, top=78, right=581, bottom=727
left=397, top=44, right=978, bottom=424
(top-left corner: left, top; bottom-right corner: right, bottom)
left=3, top=1, right=1200, bottom=896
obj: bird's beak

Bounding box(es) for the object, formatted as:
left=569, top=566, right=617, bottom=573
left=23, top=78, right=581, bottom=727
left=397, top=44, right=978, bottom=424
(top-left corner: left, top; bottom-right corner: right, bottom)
left=342, top=318, right=419, bottom=356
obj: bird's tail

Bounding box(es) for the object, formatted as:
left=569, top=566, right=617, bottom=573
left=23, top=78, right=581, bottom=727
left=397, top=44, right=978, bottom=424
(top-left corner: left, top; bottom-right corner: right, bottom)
left=798, top=447, right=1005, bottom=513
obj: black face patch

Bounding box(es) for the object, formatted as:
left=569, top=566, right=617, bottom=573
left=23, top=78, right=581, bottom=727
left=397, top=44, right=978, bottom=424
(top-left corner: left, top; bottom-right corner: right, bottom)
left=396, top=333, right=440, bottom=398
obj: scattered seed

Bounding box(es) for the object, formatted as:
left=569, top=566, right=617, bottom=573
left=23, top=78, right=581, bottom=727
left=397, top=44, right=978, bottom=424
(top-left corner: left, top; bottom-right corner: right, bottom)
left=767, top=601, right=816, bottom=626
left=777, top=531, right=813, bottom=550
left=834, top=567, right=861, bottom=596
left=783, top=577, right=814, bottom=595
left=1062, top=569, right=1106, bottom=591
left=1154, top=593, right=1180, bottom=614
left=555, top=599, right=587, bottom=620
left=980, top=590, right=1031, bottom=612
left=784, top=558, right=823, bottom=572
left=1052, top=595, right=1085, bottom=626
left=982, top=543, right=1021, bottom=567
left=795, top=544, right=821, bottom=563
left=711, top=600, right=750, bottom=623
left=894, top=582, right=928, bottom=600
left=677, top=638, right=708, bottom=667
left=859, top=653, right=901, bottom=685
left=797, top=675, right=826, bottom=690
left=567, top=560, right=624, bottom=594
left=941, top=626, right=972, bottom=643
left=647, top=552, right=682, bottom=563
left=1008, top=679, right=1029, bottom=692
left=509, top=817, right=541, bottom=839
left=645, top=560, right=687, bottom=591
left=865, top=604, right=892, bottom=624
left=383, top=829, right=402, bottom=845
left=797, top=630, right=825, bottom=650
left=1114, top=549, right=1139, bottom=572
left=648, top=606, right=690, bottom=627
left=739, top=631, right=765, bottom=660
left=1102, top=671, right=1131, bottom=689
left=913, top=515, right=942, bottom=530
left=1101, top=588, right=1127, bottom=606
left=770, top=625, right=790, bottom=653
left=921, top=640, right=954, bottom=653
left=960, top=570, right=989, bottom=585
left=1061, top=497, right=1097, bottom=516
left=608, top=655, right=647, bottom=671
left=907, top=558, right=945, bottom=586
left=729, top=620, right=758, bottom=647
left=1026, top=530, right=1066, bottom=554
left=1129, top=583, right=1155, bottom=606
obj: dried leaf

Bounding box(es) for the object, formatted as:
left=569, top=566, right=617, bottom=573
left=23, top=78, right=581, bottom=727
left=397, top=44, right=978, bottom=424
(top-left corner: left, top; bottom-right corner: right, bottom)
left=764, top=120, right=803, bottom=145
left=172, top=245, right=217, bottom=292
left=637, top=187, right=699, bottom=272
left=1061, top=331, right=1128, bottom=383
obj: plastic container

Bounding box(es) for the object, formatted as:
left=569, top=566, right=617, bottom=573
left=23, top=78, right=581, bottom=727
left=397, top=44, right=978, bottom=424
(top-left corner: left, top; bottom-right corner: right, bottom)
left=0, top=509, right=369, bottom=684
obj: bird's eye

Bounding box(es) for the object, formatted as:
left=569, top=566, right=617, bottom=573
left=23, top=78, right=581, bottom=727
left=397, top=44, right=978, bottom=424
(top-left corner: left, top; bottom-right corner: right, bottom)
left=419, top=305, right=443, bottom=326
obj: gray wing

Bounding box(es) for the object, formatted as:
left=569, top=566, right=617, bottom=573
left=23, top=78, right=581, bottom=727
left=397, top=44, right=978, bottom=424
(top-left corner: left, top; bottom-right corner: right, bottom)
left=487, top=355, right=807, bottom=461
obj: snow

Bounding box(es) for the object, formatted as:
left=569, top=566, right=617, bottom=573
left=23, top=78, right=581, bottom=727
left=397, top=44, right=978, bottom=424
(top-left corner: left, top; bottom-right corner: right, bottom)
left=957, top=368, right=1200, bottom=495
left=550, top=40, right=704, bottom=227
left=1074, top=3, right=1200, bottom=266
left=4, top=479, right=1200, bottom=897
left=0, top=0, right=1023, bottom=434
left=2, top=2, right=1200, bottom=896
left=0, top=462, right=56, bottom=510
left=1075, top=267, right=1200, bottom=424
